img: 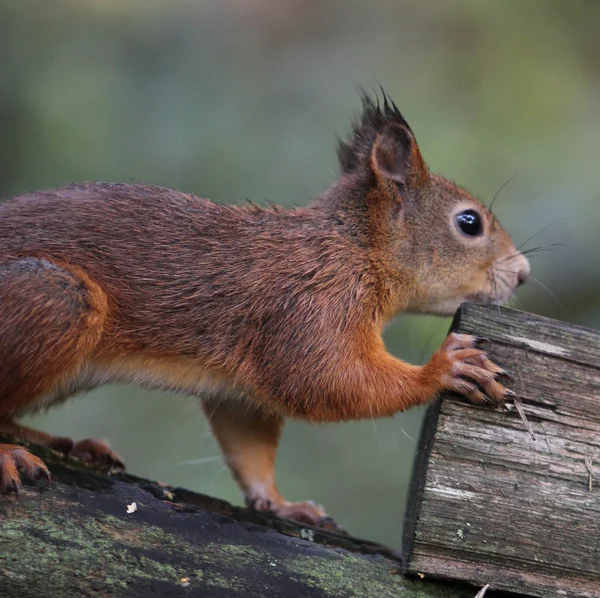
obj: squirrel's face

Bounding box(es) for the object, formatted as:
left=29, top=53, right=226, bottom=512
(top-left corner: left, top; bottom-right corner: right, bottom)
left=335, top=92, right=530, bottom=317
left=400, top=176, right=530, bottom=316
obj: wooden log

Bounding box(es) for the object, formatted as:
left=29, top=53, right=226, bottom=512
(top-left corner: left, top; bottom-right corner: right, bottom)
left=403, top=303, right=600, bottom=598
left=0, top=437, right=480, bottom=598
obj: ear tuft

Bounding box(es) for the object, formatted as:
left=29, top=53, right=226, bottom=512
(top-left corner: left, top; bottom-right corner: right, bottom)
left=337, top=88, right=426, bottom=185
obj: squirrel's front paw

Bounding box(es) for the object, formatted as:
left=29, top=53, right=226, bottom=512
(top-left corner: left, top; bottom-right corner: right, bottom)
left=425, top=333, right=511, bottom=405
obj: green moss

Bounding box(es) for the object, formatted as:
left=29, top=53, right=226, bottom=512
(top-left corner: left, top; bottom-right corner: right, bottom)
left=0, top=485, right=474, bottom=597
left=283, top=551, right=399, bottom=597
left=0, top=498, right=192, bottom=596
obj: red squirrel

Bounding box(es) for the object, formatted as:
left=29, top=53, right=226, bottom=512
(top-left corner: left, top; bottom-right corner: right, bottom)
left=0, top=92, right=529, bottom=529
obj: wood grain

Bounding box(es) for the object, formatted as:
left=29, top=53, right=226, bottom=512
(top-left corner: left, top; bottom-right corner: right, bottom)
left=403, top=303, right=600, bottom=598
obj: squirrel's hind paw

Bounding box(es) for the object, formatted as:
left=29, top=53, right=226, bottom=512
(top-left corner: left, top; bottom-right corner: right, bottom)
left=0, top=444, right=51, bottom=495
left=275, top=501, right=346, bottom=534
left=50, top=437, right=125, bottom=471
left=248, top=496, right=346, bottom=534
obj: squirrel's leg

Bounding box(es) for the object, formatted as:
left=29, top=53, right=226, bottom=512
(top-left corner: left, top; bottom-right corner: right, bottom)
left=201, top=396, right=340, bottom=531
left=278, top=333, right=509, bottom=423
left=360, top=332, right=508, bottom=417
left=0, top=258, right=122, bottom=494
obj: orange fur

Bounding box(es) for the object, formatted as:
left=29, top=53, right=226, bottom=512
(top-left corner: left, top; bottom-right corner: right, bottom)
left=0, top=92, right=529, bottom=527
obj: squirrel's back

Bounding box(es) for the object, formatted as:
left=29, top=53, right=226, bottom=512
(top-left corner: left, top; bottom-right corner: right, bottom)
left=0, top=182, right=375, bottom=365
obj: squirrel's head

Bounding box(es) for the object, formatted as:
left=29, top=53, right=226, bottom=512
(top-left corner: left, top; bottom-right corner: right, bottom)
left=330, top=91, right=530, bottom=317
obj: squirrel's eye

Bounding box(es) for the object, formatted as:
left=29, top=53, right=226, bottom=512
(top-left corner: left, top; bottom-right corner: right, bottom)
left=455, top=209, right=483, bottom=237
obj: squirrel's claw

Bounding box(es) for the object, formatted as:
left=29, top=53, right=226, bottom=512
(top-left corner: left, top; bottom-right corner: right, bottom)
left=0, top=444, right=51, bottom=495
left=50, top=437, right=125, bottom=471
left=317, top=515, right=347, bottom=535
left=248, top=496, right=347, bottom=534
left=70, top=438, right=125, bottom=470
left=429, top=333, right=512, bottom=406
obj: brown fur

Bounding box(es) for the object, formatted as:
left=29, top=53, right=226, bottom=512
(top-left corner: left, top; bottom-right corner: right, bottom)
left=0, top=92, right=529, bottom=526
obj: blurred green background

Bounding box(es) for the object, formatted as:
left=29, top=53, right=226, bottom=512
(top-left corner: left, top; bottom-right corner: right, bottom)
left=2, top=0, right=599, bottom=546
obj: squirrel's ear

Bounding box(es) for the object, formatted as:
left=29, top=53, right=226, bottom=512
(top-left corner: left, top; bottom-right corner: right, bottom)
left=370, top=124, right=427, bottom=187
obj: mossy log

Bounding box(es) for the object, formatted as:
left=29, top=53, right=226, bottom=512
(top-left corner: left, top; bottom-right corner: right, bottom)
left=0, top=438, right=480, bottom=598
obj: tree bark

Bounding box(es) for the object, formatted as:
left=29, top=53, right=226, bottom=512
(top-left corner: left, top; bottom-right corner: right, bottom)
left=0, top=438, right=476, bottom=598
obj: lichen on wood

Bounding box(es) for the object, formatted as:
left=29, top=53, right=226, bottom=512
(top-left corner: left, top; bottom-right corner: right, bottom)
left=0, top=438, right=475, bottom=598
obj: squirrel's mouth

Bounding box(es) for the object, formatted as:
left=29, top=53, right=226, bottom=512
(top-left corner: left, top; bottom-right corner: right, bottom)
left=468, top=269, right=521, bottom=307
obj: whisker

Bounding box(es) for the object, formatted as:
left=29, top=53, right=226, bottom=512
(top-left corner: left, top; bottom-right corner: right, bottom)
left=520, top=243, right=569, bottom=256
left=178, top=456, right=222, bottom=467
left=499, top=253, right=525, bottom=266
left=490, top=270, right=501, bottom=316
left=516, top=217, right=570, bottom=252
left=478, top=271, right=491, bottom=303
left=527, top=275, right=564, bottom=313
left=489, top=169, right=524, bottom=213
left=499, top=243, right=566, bottom=265
left=396, top=424, right=414, bottom=442
left=207, top=464, right=230, bottom=491
left=495, top=274, right=512, bottom=288
left=495, top=269, right=559, bottom=313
